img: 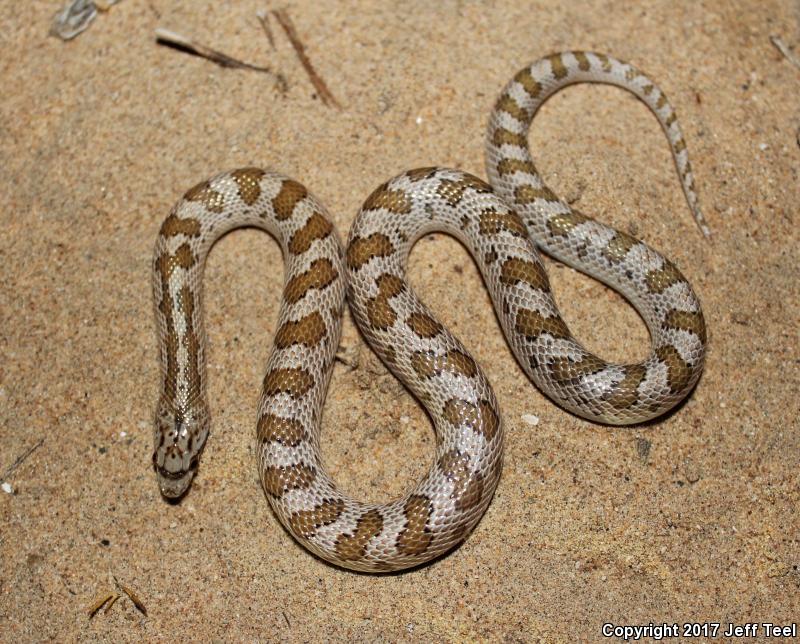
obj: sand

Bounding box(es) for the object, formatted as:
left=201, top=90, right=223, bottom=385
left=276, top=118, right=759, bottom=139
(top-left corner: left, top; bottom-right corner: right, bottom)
left=1, top=0, right=798, bottom=640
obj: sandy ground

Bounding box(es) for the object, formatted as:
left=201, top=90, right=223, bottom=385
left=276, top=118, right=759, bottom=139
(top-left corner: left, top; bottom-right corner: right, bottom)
left=1, top=0, right=798, bottom=641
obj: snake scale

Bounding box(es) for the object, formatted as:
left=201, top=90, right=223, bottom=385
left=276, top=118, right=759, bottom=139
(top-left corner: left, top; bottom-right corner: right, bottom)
left=152, top=52, right=707, bottom=572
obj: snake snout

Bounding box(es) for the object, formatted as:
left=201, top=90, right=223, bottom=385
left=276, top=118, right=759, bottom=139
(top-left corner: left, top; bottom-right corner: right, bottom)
left=154, top=442, right=197, bottom=499
left=152, top=406, right=207, bottom=499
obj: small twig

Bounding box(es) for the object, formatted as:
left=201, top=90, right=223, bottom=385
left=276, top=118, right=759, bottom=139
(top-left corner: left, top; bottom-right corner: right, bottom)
left=770, top=36, right=800, bottom=71
left=256, top=10, right=276, bottom=50
left=271, top=9, right=341, bottom=108
left=282, top=610, right=291, bottom=628
left=103, top=594, right=121, bottom=614
left=155, top=28, right=275, bottom=74
left=86, top=592, right=115, bottom=618
left=2, top=439, right=44, bottom=481
left=114, top=577, right=148, bottom=617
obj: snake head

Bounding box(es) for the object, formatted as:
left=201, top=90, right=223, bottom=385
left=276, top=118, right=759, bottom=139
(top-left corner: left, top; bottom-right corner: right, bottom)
left=152, top=397, right=210, bottom=499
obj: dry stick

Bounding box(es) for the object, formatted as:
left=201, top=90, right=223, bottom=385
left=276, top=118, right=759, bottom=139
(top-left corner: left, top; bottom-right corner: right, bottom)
left=2, top=438, right=44, bottom=481
left=155, top=28, right=275, bottom=74
left=114, top=577, right=148, bottom=617
left=256, top=10, right=276, bottom=50
left=770, top=36, right=800, bottom=71
left=86, top=592, right=115, bottom=618
left=271, top=9, right=341, bottom=108
left=103, top=594, right=121, bottom=614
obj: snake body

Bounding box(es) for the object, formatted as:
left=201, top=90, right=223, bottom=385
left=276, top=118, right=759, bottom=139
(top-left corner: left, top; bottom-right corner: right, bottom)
left=152, top=52, right=706, bottom=571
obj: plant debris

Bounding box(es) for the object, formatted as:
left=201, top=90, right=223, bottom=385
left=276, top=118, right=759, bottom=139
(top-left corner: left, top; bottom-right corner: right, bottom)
left=156, top=28, right=274, bottom=74
left=86, top=592, right=116, bottom=618
left=256, top=10, right=276, bottom=50
left=116, top=579, right=148, bottom=616
left=50, top=0, right=123, bottom=40
left=2, top=438, right=44, bottom=482
left=271, top=9, right=341, bottom=108
left=770, top=36, right=800, bottom=70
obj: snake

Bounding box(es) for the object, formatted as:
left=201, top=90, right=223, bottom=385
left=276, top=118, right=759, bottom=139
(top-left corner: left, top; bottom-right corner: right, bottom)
left=151, top=52, right=707, bottom=572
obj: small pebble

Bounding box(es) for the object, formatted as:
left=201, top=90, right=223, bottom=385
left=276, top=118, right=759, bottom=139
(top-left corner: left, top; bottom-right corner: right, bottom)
left=521, top=414, right=539, bottom=426
left=1, top=482, right=13, bottom=494
left=119, top=431, right=127, bottom=438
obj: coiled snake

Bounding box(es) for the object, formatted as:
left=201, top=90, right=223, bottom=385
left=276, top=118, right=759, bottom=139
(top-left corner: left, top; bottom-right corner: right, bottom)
left=151, top=52, right=707, bottom=572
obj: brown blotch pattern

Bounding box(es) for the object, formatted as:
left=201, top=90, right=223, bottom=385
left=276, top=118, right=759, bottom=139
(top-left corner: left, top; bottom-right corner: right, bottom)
left=456, top=473, right=484, bottom=512
left=262, top=367, right=315, bottom=398
left=366, top=273, right=405, bottom=330
left=284, top=258, right=338, bottom=304
left=436, top=176, right=492, bottom=206
left=405, top=167, right=439, bottom=182
left=496, top=95, right=531, bottom=123
left=262, top=463, right=316, bottom=498
left=500, top=257, right=549, bottom=292
left=604, top=231, right=639, bottom=263
left=442, top=399, right=500, bottom=441
left=605, top=365, right=647, bottom=410
left=515, top=308, right=570, bottom=340
left=289, top=499, right=345, bottom=539
left=656, top=345, right=693, bottom=392
left=288, top=212, right=333, bottom=255
left=396, top=495, right=434, bottom=556
left=547, top=53, right=568, bottom=79
left=492, top=128, right=528, bottom=148
left=478, top=209, right=527, bottom=238
left=178, top=284, right=201, bottom=399
left=546, top=210, right=590, bottom=236
left=411, top=350, right=478, bottom=380
left=595, top=52, right=612, bottom=72
left=362, top=182, right=412, bottom=214
left=439, top=449, right=470, bottom=482
left=513, top=67, right=543, bottom=98
left=155, top=244, right=197, bottom=397
left=625, top=66, right=640, bottom=81
left=514, top=184, right=558, bottom=204
left=156, top=244, right=195, bottom=282
left=346, top=233, right=395, bottom=270
left=256, top=413, right=307, bottom=447
left=272, top=179, right=308, bottom=220
left=184, top=180, right=225, bottom=213
left=160, top=213, right=201, bottom=238
left=656, top=94, right=668, bottom=110
left=645, top=261, right=685, bottom=294
left=440, top=450, right=486, bottom=510
left=574, top=51, right=591, bottom=71
left=231, top=168, right=266, bottom=205
left=275, top=311, right=327, bottom=349
left=663, top=309, right=706, bottom=343
left=497, top=158, right=538, bottom=176
left=550, top=354, right=606, bottom=383
left=406, top=312, right=442, bottom=338
left=334, top=509, right=384, bottom=561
